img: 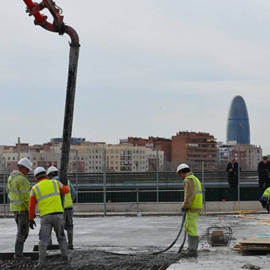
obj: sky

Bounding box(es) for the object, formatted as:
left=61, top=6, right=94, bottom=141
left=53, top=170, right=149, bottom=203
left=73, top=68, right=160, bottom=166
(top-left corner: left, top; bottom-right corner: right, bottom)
left=1, top=1, right=270, bottom=153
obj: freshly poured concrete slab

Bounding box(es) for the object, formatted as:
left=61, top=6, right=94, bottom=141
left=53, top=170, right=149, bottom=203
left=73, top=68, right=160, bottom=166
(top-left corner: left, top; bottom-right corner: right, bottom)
left=0, top=214, right=270, bottom=269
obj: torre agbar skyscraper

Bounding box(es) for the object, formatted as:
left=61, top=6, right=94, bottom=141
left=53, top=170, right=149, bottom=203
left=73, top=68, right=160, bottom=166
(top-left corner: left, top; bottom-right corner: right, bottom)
left=226, top=95, right=250, bottom=144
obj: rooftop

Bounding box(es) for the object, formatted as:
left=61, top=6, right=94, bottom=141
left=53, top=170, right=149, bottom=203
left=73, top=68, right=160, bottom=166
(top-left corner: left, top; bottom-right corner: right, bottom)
left=0, top=213, right=269, bottom=269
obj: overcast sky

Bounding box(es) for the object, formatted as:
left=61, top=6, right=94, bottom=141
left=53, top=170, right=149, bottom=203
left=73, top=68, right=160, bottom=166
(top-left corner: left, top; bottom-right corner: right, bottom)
left=1, top=1, right=270, bottom=153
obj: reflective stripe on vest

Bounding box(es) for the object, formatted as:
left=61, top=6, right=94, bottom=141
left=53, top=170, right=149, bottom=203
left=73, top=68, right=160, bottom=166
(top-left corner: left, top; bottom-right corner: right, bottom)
left=33, top=180, right=63, bottom=217
left=10, top=200, right=24, bottom=204
left=35, top=180, right=59, bottom=202
left=64, top=181, right=73, bottom=209
left=187, top=174, right=203, bottom=210
left=9, top=188, right=29, bottom=194
left=263, top=188, right=270, bottom=200
left=7, top=175, right=30, bottom=212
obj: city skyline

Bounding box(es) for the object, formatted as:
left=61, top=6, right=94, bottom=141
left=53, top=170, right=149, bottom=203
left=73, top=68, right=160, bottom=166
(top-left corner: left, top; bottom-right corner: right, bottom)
left=0, top=132, right=260, bottom=172
left=1, top=1, right=270, bottom=154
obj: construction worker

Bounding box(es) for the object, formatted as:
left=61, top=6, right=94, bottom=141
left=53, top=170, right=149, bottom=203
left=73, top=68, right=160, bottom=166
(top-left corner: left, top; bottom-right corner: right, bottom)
left=226, top=157, right=240, bottom=188
left=28, top=167, right=70, bottom=268
left=259, top=187, right=270, bottom=213
left=258, top=156, right=270, bottom=188
left=47, top=166, right=76, bottom=249
left=176, top=163, right=203, bottom=258
left=6, top=157, right=33, bottom=261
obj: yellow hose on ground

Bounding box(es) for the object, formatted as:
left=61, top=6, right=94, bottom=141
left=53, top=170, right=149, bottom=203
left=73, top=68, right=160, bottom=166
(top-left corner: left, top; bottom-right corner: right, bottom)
left=237, top=210, right=270, bottom=225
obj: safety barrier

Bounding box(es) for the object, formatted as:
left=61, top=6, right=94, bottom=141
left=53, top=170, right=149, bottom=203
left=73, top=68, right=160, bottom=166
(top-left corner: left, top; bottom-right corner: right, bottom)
left=0, top=170, right=266, bottom=216
left=0, top=186, right=266, bottom=217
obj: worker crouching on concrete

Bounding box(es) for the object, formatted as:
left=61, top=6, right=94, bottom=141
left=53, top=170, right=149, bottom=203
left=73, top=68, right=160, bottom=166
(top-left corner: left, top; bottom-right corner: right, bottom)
left=47, top=166, right=76, bottom=250
left=6, top=157, right=33, bottom=261
left=176, top=163, right=203, bottom=257
left=259, top=187, right=270, bottom=213
left=28, top=167, right=70, bottom=268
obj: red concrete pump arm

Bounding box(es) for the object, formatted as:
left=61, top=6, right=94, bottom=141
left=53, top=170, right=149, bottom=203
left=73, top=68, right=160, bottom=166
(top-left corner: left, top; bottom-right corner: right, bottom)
left=23, top=0, right=79, bottom=46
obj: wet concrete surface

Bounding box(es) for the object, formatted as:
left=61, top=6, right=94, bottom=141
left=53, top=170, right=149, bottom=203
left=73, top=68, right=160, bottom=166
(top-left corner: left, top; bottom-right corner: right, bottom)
left=1, top=214, right=270, bottom=269
left=0, top=250, right=180, bottom=269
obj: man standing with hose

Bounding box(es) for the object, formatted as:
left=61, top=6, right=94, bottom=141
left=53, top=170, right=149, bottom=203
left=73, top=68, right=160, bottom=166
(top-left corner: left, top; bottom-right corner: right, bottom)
left=177, top=163, right=203, bottom=258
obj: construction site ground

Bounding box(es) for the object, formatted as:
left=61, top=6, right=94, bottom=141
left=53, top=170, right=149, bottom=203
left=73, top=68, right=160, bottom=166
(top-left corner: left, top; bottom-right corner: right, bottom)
left=1, top=212, right=270, bottom=269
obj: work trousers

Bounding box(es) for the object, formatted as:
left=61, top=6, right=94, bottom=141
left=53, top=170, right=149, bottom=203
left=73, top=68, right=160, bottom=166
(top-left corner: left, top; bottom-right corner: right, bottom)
left=14, top=211, right=29, bottom=243
left=184, top=211, right=200, bottom=236
left=259, top=174, right=270, bottom=188
left=228, top=176, right=238, bottom=188
left=64, top=208, right=74, bottom=232
left=39, top=214, right=67, bottom=246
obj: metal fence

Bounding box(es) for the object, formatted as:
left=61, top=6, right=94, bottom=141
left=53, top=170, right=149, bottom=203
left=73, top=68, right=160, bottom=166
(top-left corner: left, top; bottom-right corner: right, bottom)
left=0, top=169, right=263, bottom=205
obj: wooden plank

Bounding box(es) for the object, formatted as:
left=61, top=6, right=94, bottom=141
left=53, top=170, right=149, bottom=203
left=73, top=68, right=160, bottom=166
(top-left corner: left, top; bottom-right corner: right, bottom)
left=240, top=250, right=269, bottom=255
left=232, top=247, right=242, bottom=251
left=240, top=244, right=270, bottom=251
left=238, top=238, right=270, bottom=245
left=0, top=252, right=38, bottom=261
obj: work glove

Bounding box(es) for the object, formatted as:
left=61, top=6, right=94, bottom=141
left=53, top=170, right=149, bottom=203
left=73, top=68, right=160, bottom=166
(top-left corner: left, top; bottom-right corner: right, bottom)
left=259, top=196, right=268, bottom=209
left=260, top=201, right=267, bottom=209
left=29, top=220, right=36, bottom=230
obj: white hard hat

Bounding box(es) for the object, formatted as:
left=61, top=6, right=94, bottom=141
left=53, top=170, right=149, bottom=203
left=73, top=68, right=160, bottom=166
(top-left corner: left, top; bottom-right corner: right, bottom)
left=47, top=166, right=59, bottom=176
left=176, top=163, right=189, bottom=173
left=34, top=167, right=46, bottom=177
left=18, top=157, right=33, bottom=171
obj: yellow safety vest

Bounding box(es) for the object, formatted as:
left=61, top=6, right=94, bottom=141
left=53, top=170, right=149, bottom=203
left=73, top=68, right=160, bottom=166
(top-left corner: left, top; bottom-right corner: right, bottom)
left=64, top=180, right=73, bottom=209
left=32, top=179, right=63, bottom=217
left=7, top=173, right=30, bottom=212
left=263, top=187, right=270, bottom=200
left=186, top=174, right=203, bottom=210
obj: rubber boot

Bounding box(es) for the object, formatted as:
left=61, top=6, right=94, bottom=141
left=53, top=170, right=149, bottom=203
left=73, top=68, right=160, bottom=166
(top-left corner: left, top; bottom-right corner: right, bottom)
left=37, top=245, right=47, bottom=269
left=187, top=236, right=199, bottom=257
left=181, top=234, right=191, bottom=256
left=181, top=235, right=199, bottom=258
left=59, top=242, right=70, bottom=265
left=13, top=241, right=31, bottom=261
left=67, top=231, right=74, bottom=250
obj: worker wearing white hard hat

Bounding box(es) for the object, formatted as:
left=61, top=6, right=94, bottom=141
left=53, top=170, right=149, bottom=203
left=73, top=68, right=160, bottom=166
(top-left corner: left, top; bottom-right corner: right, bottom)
left=6, top=157, right=33, bottom=261
left=176, top=163, right=203, bottom=258
left=47, top=166, right=76, bottom=250
left=176, top=163, right=190, bottom=173
left=46, top=166, right=59, bottom=177
left=18, top=157, right=33, bottom=171
left=34, top=167, right=46, bottom=178
left=29, top=166, right=70, bottom=268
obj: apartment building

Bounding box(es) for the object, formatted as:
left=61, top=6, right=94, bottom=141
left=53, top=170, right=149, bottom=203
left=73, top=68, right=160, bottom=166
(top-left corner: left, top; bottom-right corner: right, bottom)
left=171, top=131, right=217, bottom=170
left=122, top=132, right=218, bottom=171
left=0, top=140, right=164, bottom=173
left=217, top=142, right=262, bottom=170
left=123, top=137, right=172, bottom=162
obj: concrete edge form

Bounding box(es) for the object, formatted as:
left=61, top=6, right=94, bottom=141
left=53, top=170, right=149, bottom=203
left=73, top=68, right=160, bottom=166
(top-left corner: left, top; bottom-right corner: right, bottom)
left=0, top=201, right=264, bottom=217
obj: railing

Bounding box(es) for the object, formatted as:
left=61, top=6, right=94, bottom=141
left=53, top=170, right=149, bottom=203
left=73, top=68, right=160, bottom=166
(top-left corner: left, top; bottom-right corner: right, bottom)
left=0, top=170, right=265, bottom=217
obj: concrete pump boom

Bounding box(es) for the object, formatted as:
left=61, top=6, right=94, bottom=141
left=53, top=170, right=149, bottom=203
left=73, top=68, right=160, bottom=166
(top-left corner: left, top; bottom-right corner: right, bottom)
left=22, top=0, right=80, bottom=186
